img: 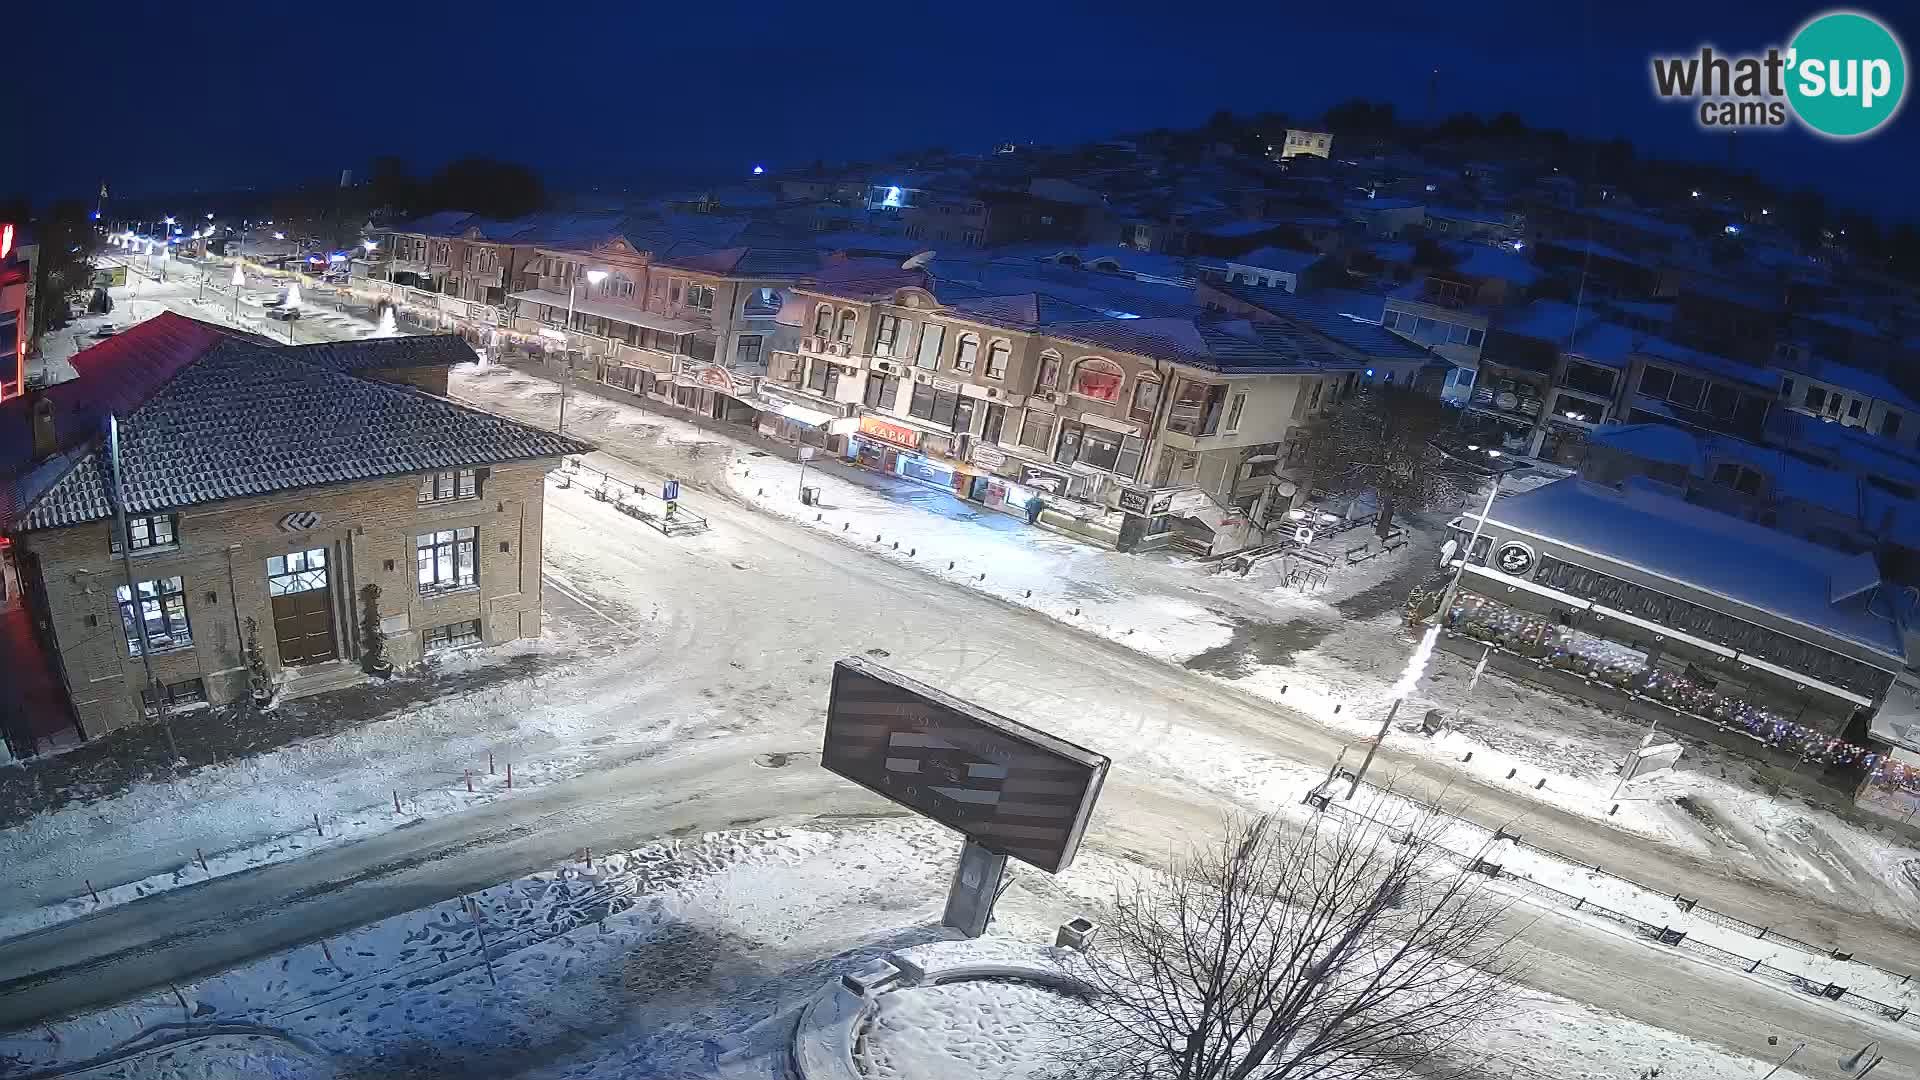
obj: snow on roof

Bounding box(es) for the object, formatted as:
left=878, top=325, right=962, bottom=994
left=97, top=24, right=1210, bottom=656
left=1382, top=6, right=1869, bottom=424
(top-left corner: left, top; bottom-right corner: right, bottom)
left=1565, top=321, right=1638, bottom=368
left=1365, top=241, right=1415, bottom=264
left=1197, top=219, right=1283, bottom=238
left=1446, top=243, right=1542, bottom=286
left=1481, top=478, right=1903, bottom=659
left=1426, top=206, right=1509, bottom=226
left=1539, top=236, right=1657, bottom=269
left=1788, top=356, right=1920, bottom=411
left=1497, top=300, right=1587, bottom=345
left=1587, top=423, right=1702, bottom=467
left=1634, top=336, right=1777, bottom=389
left=1582, top=206, right=1691, bottom=239
left=1230, top=247, right=1323, bottom=274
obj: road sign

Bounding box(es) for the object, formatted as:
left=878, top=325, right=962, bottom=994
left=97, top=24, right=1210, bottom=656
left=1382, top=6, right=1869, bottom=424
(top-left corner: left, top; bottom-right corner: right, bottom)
left=663, top=479, right=680, bottom=502
left=822, top=657, right=1109, bottom=873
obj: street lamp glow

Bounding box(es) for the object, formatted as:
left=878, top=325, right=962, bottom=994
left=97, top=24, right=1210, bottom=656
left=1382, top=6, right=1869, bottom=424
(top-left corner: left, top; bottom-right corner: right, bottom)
left=585, top=269, right=607, bottom=286
left=232, top=264, right=245, bottom=286
left=206, top=212, right=214, bottom=220
left=362, top=239, right=378, bottom=252
left=752, top=164, right=765, bottom=176
left=273, top=232, right=286, bottom=240
left=1487, top=450, right=1502, bottom=458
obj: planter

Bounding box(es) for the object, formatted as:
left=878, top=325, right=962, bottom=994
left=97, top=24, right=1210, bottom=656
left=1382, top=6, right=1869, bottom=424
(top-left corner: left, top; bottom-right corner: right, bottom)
left=368, top=661, right=394, bottom=681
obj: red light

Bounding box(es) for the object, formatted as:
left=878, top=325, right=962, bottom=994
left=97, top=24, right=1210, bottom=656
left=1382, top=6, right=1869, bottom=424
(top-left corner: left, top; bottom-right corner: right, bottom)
left=0, top=224, right=12, bottom=260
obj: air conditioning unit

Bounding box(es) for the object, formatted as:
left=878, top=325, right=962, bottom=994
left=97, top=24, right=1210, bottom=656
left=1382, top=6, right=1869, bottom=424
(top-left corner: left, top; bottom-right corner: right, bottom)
left=874, top=360, right=900, bottom=376
left=802, top=335, right=821, bottom=353
left=831, top=341, right=852, bottom=357
left=1046, top=391, right=1066, bottom=405
left=916, top=373, right=931, bottom=384
left=986, top=387, right=1000, bottom=398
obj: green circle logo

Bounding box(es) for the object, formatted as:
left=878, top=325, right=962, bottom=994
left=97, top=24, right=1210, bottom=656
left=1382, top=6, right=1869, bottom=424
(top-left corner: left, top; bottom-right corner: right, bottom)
left=1787, top=10, right=1907, bottom=138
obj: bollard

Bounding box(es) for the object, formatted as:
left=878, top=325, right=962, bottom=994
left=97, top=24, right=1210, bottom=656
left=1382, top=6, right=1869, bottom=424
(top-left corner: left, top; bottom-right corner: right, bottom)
left=1072, top=607, right=1080, bottom=616
left=1534, top=778, right=1545, bottom=790
left=1333, top=704, right=1341, bottom=715
left=314, top=813, right=323, bottom=836
left=816, top=513, right=822, bottom=521
left=1609, top=804, right=1620, bottom=816
left=909, top=548, right=916, bottom=556
left=758, top=488, right=765, bottom=496
left=977, top=572, right=986, bottom=581
left=893, top=541, right=899, bottom=550
left=1281, top=685, right=1288, bottom=693
left=196, top=848, right=209, bottom=873
left=507, top=763, right=513, bottom=789
left=1461, top=751, right=1473, bottom=763
left=948, top=561, right=955, bottom=570
left=842, top=523, right=849, bottom=531
left=1024, top=589, right=1031, bottom=598
left=465, top=769, right=473, bottom=793
left=876, top=534, right=882, bottom=542
left=86, top=879, right=100, bottom=904
left=394, top=790, right=402, bottom=814
left=584, top=847, right=592, bottom=869
left=489, top=751, right=495, bottom=775
left=320, top=940, right=337, bottom=969
left=1505, top=768, right=1517, bottom=779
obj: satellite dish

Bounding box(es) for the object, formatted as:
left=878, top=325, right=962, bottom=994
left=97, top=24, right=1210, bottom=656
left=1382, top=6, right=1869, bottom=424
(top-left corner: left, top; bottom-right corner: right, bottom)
left=901, top=250, right=938, bottom=271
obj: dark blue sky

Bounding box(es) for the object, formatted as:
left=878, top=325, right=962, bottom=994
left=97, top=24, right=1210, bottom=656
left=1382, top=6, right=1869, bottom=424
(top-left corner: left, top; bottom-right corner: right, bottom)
left=9, top=0, right=1916, bottom=219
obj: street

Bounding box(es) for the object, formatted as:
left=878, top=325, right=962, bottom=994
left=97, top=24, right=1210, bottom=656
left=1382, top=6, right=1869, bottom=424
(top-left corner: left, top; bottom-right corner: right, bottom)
left=5, top=281, right=1918, bottom=1076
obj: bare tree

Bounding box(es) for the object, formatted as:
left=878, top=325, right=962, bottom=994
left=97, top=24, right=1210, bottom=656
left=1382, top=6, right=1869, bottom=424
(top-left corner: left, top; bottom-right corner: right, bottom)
left=1297, top=384, right=1465, bottom=537
left=1055, top=801, right=1519, bottom=1080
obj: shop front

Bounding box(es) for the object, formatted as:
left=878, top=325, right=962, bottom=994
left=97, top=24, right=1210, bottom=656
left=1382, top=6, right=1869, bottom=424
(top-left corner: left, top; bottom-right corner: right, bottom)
left=676, top=360, right=762, bottom=425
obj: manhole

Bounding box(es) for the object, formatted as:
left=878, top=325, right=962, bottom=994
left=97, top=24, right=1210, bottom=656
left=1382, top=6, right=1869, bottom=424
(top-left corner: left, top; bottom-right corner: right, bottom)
left=866, top=647, right=892, bottom=658
left=753, top=752, right=796, bottom=769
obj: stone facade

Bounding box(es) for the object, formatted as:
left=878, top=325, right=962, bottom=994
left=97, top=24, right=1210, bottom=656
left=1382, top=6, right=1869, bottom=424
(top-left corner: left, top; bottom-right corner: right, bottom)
left=15, top=460, right=555, bottom=736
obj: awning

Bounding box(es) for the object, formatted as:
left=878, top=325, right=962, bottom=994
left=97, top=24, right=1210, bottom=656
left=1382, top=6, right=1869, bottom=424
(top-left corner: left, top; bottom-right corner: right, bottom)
left=1589, top=604, right=1734, bottom=659
left=775, top=401, right=839, bottom=428
left=1462, top=562, right=1594, bottom=612
left=507, top=289, right=705, bottom=335
left=1731, top=651, right=1874, bottom=709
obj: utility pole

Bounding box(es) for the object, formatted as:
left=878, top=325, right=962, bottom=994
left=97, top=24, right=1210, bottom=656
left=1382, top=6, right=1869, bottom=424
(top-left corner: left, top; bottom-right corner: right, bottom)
left=1346, top=698, right=1402, bottom=799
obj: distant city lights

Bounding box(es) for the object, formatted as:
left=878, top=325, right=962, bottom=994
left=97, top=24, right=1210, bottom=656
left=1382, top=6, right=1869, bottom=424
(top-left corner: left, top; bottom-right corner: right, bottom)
left=751, top=164, right=765, bottom=176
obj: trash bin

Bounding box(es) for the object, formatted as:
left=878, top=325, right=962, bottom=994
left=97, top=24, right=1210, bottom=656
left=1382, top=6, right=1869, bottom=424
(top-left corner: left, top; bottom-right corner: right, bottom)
left=800, top=486, right=821, bottom=506
left=1056, top=917, right=1099, bottom=951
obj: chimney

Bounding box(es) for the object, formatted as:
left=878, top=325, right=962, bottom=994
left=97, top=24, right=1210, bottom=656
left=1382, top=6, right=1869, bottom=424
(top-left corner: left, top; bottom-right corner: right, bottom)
left=30, top=396, right=56, bottom=459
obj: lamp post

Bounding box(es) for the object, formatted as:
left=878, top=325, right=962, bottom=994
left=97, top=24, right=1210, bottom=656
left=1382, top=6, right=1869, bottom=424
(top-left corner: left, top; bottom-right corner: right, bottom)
left=231, top=262, right=245, bottom=322
left=557, top=268, right=606, bottom=437
left=1428, top=444, right=1520, bottom=629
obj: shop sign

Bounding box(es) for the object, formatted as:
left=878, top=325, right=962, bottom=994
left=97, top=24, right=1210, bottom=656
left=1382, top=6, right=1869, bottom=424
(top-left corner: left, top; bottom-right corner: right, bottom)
left=691, top=362, right=742, bottom=396
left=1020, top=464, right=1072, bottom=495
left=859, top=415, right=922, bottom=449
left=932, top=377, right=961, bottom=393
left=972, top=445, right=1008, bottom=469
left=1149, top=490, right=1175, bottom=515
left=1494, top=540, right=1536, bottom=577
left=538, top=327, right=568, bottom=343
left=1118, top=487, right=1152, bottom=515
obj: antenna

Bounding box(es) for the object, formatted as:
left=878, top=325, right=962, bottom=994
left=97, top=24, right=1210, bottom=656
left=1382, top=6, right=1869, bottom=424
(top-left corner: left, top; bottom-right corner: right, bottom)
left=901, top=250, right=937, bottom=271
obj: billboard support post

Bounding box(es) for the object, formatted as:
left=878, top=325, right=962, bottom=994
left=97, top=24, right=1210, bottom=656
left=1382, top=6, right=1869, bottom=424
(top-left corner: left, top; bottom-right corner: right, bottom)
left=942, top=838, right=1009, bottom=938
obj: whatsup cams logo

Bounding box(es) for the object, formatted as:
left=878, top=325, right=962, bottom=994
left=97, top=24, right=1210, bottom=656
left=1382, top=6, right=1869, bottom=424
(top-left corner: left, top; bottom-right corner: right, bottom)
left=1651, top=9, right=1907, bottom=138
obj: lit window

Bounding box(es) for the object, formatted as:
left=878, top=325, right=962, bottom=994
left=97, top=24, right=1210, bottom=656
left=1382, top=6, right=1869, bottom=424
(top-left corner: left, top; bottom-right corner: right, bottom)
left=954, top=334, right=979, bottom=373
left=985, top=340, right=1011, bottom=380
left=1070, top=358, right=1124, bottom=402
left=116, top=577, right=191, bottom=656
left=111, top=513, right=178, bottom=554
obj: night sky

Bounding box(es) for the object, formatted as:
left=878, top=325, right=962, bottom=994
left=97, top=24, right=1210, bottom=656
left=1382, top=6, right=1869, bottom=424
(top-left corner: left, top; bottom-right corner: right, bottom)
left=10, top=0, right=1916, bottom=218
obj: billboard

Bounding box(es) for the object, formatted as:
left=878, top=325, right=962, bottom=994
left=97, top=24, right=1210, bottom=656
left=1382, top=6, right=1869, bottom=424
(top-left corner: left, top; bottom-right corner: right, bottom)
left=822, top=658, right=1109, bottom=873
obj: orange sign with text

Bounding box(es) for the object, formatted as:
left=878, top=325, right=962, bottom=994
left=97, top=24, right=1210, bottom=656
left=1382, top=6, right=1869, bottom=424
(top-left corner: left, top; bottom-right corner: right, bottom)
left=859, top=415, right=921, bottom=449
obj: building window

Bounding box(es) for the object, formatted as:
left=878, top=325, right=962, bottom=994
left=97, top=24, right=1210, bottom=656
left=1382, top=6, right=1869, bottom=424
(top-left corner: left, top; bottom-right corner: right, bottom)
left=1563, top=362, right=1617, bottom=398
left=267, top=548, right=328, bottom=595
left=1885, top=411, right=1903, bottom=438
left=424, top=619, right=483, bottom=653
left=111, top=513, right=178, bottom=554
left=908, top=382, right=962, bottom=427
left=1780, top=377, right=1795, bottom=400
left=808, top=359, right=842, bottom=398
left=983, top=402, right=1007, bottom=444
left=1712, top=462, right=1764, bottom=496
left=1019, top=411, right=1055, bottom=453
left=1035, top=351, right=1062, bottom=393
left=117, top=576, right=191, bottom=655
left=735, top=334, right=764, bottom=368
left=837, top=309, right=857, bottom=343
left=916, top=324, right=946, bottom=370
left=1849, top=399, right=1864, bottom=419
left=1168, top=379, right=1228, bottom=436
left=954, top=333, right=979, bottom=373
left=875, top=314, right=900, bottom=356
left=813, top=305, right=834, bottom=336
left=1129, top=378, right=1160, bottom=423
left=1053, top=420, right=1144, bottom=480
left=419, top=469, right=478, bottom=503
left=670, top=279, right=684, bottom=306
left=1226, top=392, right=1248, bottom=431
left=1070, top=357, right=1124, bottom=402
left=985, top=340, right=1011, bottom=380
left=1803, top=386, right=1827, bottom=412
left=417, top=528, right=478, bottom=594
left=743, top=287, right=781, bottom=317
left=686, top=283, right=716, bottom=312
left=141, top=678, right=207, bottom=716
left=864, top=373, right=899, bottom=410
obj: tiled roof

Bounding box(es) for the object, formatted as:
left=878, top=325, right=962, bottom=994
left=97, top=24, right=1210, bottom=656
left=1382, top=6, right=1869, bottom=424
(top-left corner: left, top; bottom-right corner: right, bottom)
left=281, top=335, right=477, bottom=373
left=1212, top=284, right=1427, bottom=360
left=9, top=317, right=588, bottom=532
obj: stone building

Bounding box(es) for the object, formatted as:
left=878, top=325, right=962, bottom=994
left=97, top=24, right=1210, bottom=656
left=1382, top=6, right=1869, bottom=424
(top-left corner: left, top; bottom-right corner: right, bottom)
left=0, top=313, right=588, bottom=754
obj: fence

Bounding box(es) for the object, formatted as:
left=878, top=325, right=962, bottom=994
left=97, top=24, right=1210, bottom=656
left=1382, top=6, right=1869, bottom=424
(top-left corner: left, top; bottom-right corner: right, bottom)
left=1313, top=780, right=1916, bottom=1027
left=557, top=458, right=708, bottom=536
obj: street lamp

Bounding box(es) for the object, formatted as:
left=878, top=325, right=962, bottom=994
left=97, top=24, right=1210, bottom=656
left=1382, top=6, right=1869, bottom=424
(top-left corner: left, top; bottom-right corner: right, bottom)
left=232, top=262, right=245, bottom=322
left=557, top=268, right=607, bottom=437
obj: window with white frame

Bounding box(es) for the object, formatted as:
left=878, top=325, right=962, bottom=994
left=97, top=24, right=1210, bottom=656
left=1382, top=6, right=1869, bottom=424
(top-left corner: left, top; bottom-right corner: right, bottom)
left=1035, top=351, right=1062, bottom=392
left=424, top=619, right=483, bottom=652
left=875, top=314, right=901, bottom=356
left=953, top=333, right=979, bottom=372
left=813, top=305, right=834, bottom=336
left=984, top=340, right=1010, bottom=380
left=1129, top=377, right=1160, bottom=423
left=416, top=528, right=478, bottom=594
left=111, top=513, right=178, bottom=554
left=916, top=323, right=946, bottom=369
left=116, top=576, right=191, bottom=655
left=1070, top=357, right=1124, bottom=402
left=837, top=309, right=857, bottom=343
left=1226, top=392, right=1248, bottom=431
left=418, top=469, right=478, bottom=503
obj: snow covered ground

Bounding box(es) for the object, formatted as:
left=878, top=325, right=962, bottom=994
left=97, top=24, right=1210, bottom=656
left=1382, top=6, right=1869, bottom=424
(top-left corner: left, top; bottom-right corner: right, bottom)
left=451, top=364, right=1920, bottom=926
left=0, top=817, right=1856, bottom=1080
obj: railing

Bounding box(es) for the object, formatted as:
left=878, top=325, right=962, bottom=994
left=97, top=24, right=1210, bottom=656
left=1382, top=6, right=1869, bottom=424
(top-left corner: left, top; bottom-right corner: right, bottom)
left=555, top=458, right=708, bottom=537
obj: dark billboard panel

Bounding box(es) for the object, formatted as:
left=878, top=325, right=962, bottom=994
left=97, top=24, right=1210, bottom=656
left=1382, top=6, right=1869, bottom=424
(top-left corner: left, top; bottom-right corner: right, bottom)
left=822, top=658, right=1109, bottom=873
